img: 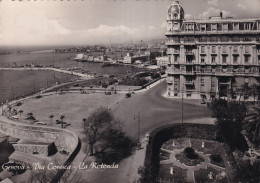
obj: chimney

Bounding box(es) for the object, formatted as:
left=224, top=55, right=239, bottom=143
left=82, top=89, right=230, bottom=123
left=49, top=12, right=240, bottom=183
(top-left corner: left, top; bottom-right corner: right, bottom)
left=220, top=12, right=223, bottom=18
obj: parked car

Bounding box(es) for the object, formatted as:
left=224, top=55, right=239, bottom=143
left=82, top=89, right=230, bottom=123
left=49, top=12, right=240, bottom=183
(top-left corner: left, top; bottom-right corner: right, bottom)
left=125, top=93, right=131, bottom=98
left=201, top=99, right=206, bottom=104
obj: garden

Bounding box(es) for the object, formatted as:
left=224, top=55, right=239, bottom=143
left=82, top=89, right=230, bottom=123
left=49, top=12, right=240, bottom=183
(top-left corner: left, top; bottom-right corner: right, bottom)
left=158, top=138, right=228, bottom=183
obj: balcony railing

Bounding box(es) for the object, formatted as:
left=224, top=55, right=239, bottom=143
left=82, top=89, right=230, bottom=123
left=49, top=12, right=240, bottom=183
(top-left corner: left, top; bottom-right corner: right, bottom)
left=185, top=51, right=194, bottom=56
left=185, top=81, right=194, bottom=85
left=185, top=61, right=194, bottom=65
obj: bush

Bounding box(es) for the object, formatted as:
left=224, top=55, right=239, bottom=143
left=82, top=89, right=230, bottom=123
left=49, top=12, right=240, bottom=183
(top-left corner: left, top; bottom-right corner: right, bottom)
left=184, top=147, right=198, bottom=159
left=210, top=153, right=222, bottom=163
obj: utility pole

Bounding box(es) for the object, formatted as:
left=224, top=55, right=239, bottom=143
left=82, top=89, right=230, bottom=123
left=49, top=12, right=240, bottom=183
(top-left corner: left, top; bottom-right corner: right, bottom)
left=33, top=80, right=36, bottom=93
left=138, top=111, right=140, bottom=142
left=12, top=86, right=14, bottom=100
left=182, top=85, right=184, bottom=123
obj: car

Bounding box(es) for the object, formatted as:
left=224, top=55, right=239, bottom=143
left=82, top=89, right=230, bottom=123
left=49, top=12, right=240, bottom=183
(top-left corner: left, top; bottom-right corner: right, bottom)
left=35, top=122, right=46, bottom=125
left=125, top=93, right=131, bottom=98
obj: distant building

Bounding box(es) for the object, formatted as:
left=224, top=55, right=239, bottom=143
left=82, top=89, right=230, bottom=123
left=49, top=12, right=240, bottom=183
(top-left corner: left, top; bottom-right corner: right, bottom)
left=165, top=1, right=260, bottom=99
left=123, top=53, right=148, bottom=64
left=156, top=56, right=169, bottom=67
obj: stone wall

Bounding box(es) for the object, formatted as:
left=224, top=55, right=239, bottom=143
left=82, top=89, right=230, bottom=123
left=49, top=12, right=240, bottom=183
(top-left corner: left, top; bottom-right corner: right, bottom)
left=0, top=119, right=78, bottom=154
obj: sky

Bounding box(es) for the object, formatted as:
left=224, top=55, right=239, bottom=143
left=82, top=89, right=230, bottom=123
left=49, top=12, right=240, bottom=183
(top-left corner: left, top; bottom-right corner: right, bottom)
left=0, top=0, right=260, bottom=46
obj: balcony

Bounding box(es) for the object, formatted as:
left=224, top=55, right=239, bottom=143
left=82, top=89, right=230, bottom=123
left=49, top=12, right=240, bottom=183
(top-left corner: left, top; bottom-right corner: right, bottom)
left=185, top=71, right=195, bottom=75
left=166, top=68, right=181, bottom=74
left=185, top=81, right=194, bottom=85
left=185, top=61, right=194, bottom=65
left=165, top=41, right=181, bottom=46
left=167, top=78, right=174, bottom=83
left=167, top=50, right=180, bottom=55
left=185, top=51, right=194, bottom=56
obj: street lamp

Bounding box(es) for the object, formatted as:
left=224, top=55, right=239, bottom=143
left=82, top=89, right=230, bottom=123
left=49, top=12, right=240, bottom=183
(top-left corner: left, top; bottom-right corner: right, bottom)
left=60, top=113, right=65, bottom=129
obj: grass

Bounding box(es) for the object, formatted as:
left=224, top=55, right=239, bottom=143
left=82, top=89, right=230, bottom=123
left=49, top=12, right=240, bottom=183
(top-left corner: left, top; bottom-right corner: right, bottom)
left=194, top=167, right=228, bottom=183
left=157, top=164, right=187, bottom=183
left=191, top=139, right=221, bottom=154
left=160, top=150, right=170, bottom=161
left=209, top=155, right=225, bottom=168
left=175, top=151, right=205, bottom=166
left=161, top=139, right=174, bottom=151
left=172, top=138, right=189, bottom=150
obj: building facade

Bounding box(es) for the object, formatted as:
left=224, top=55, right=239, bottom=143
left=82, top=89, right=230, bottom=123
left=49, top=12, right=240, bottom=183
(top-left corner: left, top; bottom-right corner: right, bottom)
left=166, top=1, right=260, bottom=99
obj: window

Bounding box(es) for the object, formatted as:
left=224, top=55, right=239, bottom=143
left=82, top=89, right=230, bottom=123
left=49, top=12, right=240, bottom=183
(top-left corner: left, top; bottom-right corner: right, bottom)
left=245, top=77, right=249, bottom=84
left=212, top=24, right=217, bottom=31
left=186, top=93, right=192, bottom=97
left=222, top=46, right=227, bottom=53
left=245, top=55, right=250, bottom=63
left=174, top=55, right=178, bottom=62
left=245, top=23, right=251, bottom=30
left=222, top=55, right=227, bottom=63
left=223, top=23, right=228, bottom=31
left=210, top=37, right=218, bottom=42
left=201, top=46, right=205, bottom=53
left=201, top=78, right=205, bottom=83
left=201, top=56, right=205, bottom=63
left=212, top=46, right=216, bottom=53
left=245, top=46, right=250, bottom=53
left=234, top=23, right=239, bottom=30
left=233, top=55, right=238, bottom=64
left=201, top=24, right=206, bottom=32
left=221, top=37, right=228, bottom=42
left=233, top=46, right=238, bottom=53
left=243, top=37, right=251, bottom=42
left=174, top=13, right=178, bottom=19
left=212, top=56, right=216, bottom=63
left=232, top=36, right=240, bottom=42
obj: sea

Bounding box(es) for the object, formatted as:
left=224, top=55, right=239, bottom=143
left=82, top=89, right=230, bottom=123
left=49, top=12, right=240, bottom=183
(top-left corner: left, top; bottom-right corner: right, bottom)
left=0, top=47, right=143, bottom=103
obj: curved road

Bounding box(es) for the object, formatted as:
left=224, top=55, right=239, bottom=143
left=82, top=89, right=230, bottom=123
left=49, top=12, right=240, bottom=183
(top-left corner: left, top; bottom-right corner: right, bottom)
left=113, top=81, right=213, bottom=139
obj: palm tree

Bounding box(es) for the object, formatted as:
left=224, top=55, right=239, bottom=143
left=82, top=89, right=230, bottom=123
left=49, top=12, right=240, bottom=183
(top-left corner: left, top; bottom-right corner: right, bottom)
left=82, top=118, right=87, bottom=128
left=49, top=115, right=54, bottom=125
left=243, top=106, right=260, bottom=146
left=60, top=114, right=65, bottom=128
left=27, top=112, right=35, bottom=124
left=18, top=110, right=23, bottom=118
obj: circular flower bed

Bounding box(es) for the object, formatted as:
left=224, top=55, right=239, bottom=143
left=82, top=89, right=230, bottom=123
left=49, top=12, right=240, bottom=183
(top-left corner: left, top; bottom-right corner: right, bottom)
left=175, top=147, right=205, bottom=166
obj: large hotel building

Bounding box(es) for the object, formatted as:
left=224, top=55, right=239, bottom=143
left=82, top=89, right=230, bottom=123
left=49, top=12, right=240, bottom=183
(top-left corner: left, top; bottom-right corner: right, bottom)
left=166, top=1, right=260, bottom=99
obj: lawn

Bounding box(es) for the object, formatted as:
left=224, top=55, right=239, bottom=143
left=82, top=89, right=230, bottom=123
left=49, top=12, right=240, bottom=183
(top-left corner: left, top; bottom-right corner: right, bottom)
left=160, top=150, right=170, bottom=161
left=15, top=92, right=124, bottom=130
left=157, top=164, right=187, bottom=183
left=194, top=167, right=228, bottom=183
left=161, top=139, right=174, bottom=151
left=175, top=151, right=205, bottom=166
left=191, top=139, right=221, bottom=154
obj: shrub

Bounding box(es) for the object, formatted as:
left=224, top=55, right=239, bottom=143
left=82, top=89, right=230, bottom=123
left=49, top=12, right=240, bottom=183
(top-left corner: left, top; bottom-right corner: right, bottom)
left=184, top=147, right=198, bottom=159
left=210, top=153, right=222, bottom=163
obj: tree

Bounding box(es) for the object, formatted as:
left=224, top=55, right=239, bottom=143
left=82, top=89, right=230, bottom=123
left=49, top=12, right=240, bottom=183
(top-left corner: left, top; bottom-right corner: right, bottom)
left=49, top=114, right=54, bottom=125
left=60, top=114, right=65, bottom=128
left=18, top=110, right=23, bottom=118
left=243, top=106, right=260, bottom=146
left=208, top=99, right=248, bottom=151
left=82, top=107, right=135, bottom=159
left=83, top=107, right=114, bottom=156
left=27, top=113, right=35, bottom=123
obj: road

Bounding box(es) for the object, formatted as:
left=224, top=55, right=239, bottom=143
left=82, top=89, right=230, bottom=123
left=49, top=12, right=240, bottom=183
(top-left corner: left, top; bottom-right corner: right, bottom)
left=66, top=81, right=214, bottom=183
left=113, top=81, right=213, bottom=139
left=77, top=81, right=214, bottom=183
